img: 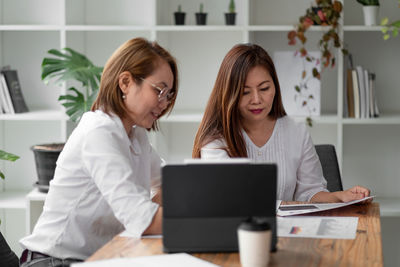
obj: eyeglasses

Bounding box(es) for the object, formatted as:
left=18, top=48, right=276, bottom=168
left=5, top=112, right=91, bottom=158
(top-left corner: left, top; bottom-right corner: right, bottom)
left=140, top=77, right=175, bottom=103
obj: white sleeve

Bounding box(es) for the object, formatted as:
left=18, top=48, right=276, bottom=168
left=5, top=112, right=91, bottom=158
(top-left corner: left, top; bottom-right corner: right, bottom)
left=294, top=126, right=329, bottom=201
left=82, top=127, right=159, bottom=237
left=150, top=145, right=162, bottom=188
left=200, top=139, right=230, bottom=159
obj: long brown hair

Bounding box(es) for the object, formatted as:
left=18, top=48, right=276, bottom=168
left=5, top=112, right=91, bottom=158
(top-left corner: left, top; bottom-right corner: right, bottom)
left=192, top=43, right=286, bottom=158
left=91, top=37, right=178, bottom=130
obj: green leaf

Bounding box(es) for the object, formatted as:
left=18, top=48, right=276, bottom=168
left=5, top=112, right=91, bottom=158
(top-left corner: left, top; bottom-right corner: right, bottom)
left=393, top=28, right=399, bottom=37
left=381, top=17, right=389, bottom=26
left=384, top=34, right=390, bottom=40
left=312, top=68, right=319, bottom=78
left=391, top=20, right=400, bottom=27
left=306, top=117, right=313, bottom=127
left=295, top=85, right=301, bottom=92
left=42, top=48, right=102, bottom=93
left=0, top=171, right=4, bottom=180
left=0, top=150, right=20, bottom=161
left=381, top=27, right=388, bottom=34
left=58, top=87, right=89, bottom=122
left=41, top=47, right=103, bottom=122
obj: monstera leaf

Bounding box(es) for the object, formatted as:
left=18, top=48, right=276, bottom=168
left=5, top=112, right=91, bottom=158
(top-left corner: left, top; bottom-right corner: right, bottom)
left=41, top=48, right=103, bottom=122
left=0, top=150, right=19, bottom=179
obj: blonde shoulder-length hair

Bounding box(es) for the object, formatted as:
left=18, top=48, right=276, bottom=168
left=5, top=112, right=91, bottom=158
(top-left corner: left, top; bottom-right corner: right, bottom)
left=91, top=37, right=178, bottom=130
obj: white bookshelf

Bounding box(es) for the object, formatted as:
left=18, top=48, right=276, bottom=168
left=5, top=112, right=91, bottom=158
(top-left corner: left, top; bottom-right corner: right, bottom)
left=0, top=0, right=399, bottom=257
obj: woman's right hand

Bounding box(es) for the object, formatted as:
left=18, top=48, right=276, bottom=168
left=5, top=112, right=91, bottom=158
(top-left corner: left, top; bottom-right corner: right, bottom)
left=334, top=185, right=371, bottom=203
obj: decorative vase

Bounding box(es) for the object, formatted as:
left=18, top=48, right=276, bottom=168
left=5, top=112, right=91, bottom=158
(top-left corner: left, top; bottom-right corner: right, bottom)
left=195, top=13, right=207, bottom=25
left=174, top=12, right=186, bottom=25
left=362, top=6, right=379, bottom=26
left=31, top=143, right=64, bottom=192
left=225, top=13, right=236, bottom=25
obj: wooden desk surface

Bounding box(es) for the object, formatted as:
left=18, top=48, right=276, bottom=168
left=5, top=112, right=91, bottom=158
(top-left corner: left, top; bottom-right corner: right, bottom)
left=88, top=203, right=383, bottom=267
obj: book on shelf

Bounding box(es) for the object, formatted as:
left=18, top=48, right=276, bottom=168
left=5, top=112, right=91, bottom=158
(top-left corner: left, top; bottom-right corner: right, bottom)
left=346, top=68, right=355, bottom=118
left=0, top=69, right=29, bottom=113
left=356, top=66, right=366, bottom=118
left=342, top=53, right=349, bottom=118
left=351, top=69, right=360, bottom=118
left=0, top=73, right=15, bottom=114
left=344, top=53, right=354, bottom=118
left=364, top=69, right=370, bottom=119
left=344, top=60, right=379, bottom=119
left=369, top=72, right=379, bottom=117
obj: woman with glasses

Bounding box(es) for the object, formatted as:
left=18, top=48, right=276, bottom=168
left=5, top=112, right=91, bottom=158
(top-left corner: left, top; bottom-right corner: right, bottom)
left=192, top=43, right=370, bottom=203
left=20, top=37, right=178, bottom=266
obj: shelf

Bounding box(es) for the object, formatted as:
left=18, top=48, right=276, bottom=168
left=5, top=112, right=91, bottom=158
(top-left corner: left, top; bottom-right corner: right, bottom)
left=342, top=114, right=400, bottom=125
left=0, top=110, right=68, bottom=121
left=26, top=188, right=47, bottom=201
left=248, top=25, right=336, bottom=32
left=0, top=25, right=61, bottom=31
left=0, top=191, right=28, bottom=209
left=0, top=189, right=46, bottom=210
left=155, top=25, right=245, bottom=32
left=65, top=25, right=152, bottom=31
left=0, top=24, right=386, bottom=33
left=343, top=25, right=385, bottom=31
left=292, top=115, right=339, bottom=125
left=376, top=197, right=400, bottom=217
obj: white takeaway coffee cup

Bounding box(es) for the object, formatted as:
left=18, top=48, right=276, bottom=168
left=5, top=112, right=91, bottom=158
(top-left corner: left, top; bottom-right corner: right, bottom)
left=238, top=219, right=271, bottom=267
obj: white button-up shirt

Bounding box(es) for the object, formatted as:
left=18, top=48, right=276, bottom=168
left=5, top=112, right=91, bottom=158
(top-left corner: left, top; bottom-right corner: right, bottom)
left=20, top=110, right=161, bottom=260
left=201, top=116, right=328, bottom=202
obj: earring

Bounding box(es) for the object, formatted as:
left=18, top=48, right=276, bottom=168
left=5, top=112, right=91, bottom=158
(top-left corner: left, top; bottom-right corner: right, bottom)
left=122, top=94, right=126, bottom=99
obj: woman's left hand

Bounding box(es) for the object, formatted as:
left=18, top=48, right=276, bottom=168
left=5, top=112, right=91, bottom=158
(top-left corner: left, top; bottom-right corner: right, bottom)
left=151, top=187, right=162, bottom=206
left=336, top=185, right=371, bottom=203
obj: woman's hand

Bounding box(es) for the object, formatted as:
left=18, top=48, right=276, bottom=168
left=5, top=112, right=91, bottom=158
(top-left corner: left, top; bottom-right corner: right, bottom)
left=151, top=187, right=162, bottom=206
left=334, top=185, right=371, bottom=203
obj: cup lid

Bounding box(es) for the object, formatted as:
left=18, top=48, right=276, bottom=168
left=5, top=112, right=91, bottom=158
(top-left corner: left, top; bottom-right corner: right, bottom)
left=238, top=218, right=270, bottom=231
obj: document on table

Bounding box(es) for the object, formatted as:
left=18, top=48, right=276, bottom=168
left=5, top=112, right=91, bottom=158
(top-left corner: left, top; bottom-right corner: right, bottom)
left=277, top=216, right=359, bottom=239
left=119, top=231, right=162, bottom=238
left=277, top=196, right=374, bottom=216
left=72, top=253, right=220, bottom=267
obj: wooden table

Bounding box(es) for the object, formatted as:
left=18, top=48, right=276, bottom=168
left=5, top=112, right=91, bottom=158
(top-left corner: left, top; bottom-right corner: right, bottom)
left=88, top=203, right=383, bottom=266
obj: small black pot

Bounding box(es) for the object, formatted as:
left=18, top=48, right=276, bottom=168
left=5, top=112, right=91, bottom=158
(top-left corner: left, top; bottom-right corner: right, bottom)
left=195, top=13, right=207, bottom=25
left=225, top=13, right=236, bottom=25
left=174, top=12, right=186, bottom=25
left=31, top=143, right=64, bottom=193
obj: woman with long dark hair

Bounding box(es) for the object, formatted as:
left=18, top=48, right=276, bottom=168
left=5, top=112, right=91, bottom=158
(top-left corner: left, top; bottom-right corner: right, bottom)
left=193, top=43, right=370, bottom=203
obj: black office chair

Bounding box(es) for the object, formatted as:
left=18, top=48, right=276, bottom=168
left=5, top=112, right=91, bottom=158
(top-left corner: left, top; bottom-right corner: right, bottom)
left=315, top=144, right=344, bottom=192
left=0, top=231, right=19, bottom=267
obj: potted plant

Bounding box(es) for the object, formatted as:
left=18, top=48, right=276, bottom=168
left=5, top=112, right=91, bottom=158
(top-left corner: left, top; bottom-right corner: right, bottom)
left=195, top=3, right=207, bottom=25
left=225, top=0, right=236, bottom=25
left=174, top=4, right=186, bottom=25
left=287, top=0, right=345, bottom=126
left=30, top=48, right=103, bottom=192
left=357, top=0, right=380, bottom=26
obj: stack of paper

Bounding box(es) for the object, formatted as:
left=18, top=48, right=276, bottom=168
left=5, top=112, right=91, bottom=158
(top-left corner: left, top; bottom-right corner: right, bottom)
left=278, top=216, right=359, bottom=239
left=277, top=196, right=374, bottom=217
left=72, top=253, right=220, bottom=267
